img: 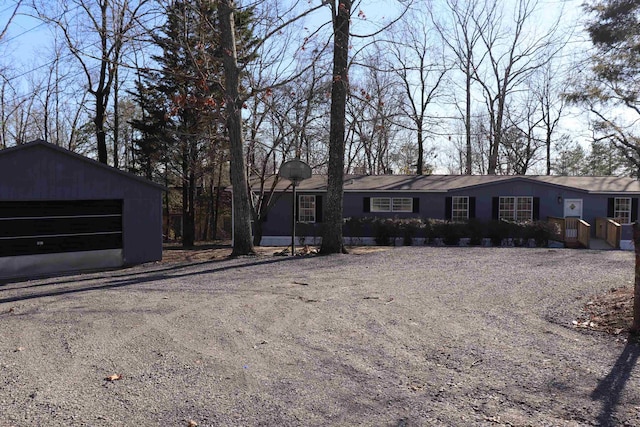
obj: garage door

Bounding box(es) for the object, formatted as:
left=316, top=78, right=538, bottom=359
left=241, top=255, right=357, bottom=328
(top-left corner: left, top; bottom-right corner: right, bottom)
left=0, top=200, right=122, bottom=257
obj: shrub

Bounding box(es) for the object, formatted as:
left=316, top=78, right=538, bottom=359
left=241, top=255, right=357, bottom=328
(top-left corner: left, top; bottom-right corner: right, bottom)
left=373, top=218, right=396, bottom=246
left=487, top=220, right=509, bottom=246
left=466, top=219, right=484, bottom=246
left=399, top=218, right=423, bottom=246
left=430, top=220, right=465, bottom=246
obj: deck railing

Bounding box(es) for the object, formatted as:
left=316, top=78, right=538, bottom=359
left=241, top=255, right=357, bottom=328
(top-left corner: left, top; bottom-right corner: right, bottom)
left=595, top=217, right=622, bottom=248
left=605, top=219, right=621, bottom=249
left=547, top=216, right=590, bottom=248
left=578, top=220, right=590, bottom=248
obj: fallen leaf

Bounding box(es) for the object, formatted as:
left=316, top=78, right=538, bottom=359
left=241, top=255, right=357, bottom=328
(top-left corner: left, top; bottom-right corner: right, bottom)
left=187, top=421, right=198, bottom=427
left=105, top=374, right=122, bottom=381
left=14, top=347, right=24, bottom=352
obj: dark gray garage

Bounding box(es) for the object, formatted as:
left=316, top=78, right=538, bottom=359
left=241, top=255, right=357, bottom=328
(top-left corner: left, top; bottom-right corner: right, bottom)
left=0, top=139, right=164, bottom=280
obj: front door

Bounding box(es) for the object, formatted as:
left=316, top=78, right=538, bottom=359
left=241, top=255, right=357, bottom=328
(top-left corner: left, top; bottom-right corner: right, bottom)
left=563, top=199, right=583, bottom=239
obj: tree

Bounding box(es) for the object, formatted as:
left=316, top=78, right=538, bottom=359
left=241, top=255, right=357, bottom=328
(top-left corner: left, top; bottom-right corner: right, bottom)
left=217, top=0, right=256, bottom=255
left=132, top=0, right=229, bottom=247
left=584, top=139, right=626, bottom=176
left=471, top=0, right=565, bottom=174
left=320, top=0, right=351, bottom=255
left=434, top=0, right=488, bottom=174
left=387, top=9, right=448, bottom=175
left=535, top=61, right=569, bottom=175
left=346, top=52, right=405, bottom=175
left=216, top=0, right=330, bottom=255
left=573, top=0, right=640, bottom=178
left=553, top=137, right=586, bottom=176
left=34, top=0, right=152, bottom=165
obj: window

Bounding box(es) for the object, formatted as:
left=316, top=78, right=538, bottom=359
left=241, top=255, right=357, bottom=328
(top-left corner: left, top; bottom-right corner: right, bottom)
left=392, top=198, right=413, bottom=212
left=371, top=197, right=391, bottom=212
left=298, top=195, right=316, bottom=223
left=499, top=196, right=533, bottom=221
left=614, top=197, right=631, bottom=224
left=451, top=196, right=469, bottom=221
left=370, top=197, right=413, bottom=212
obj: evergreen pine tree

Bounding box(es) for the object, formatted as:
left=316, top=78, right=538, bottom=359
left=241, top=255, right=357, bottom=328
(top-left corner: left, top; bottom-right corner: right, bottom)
left=131, top=0, right=256, bottom=247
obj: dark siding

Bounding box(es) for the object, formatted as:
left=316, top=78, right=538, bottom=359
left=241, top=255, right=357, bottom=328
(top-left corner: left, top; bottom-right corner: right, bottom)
left=316, top=195, right=323, bottom=222
left=607, top=198, right=615, bottom=217
left=0, top=142, right=163, bottom=268
left=469, top=197, right=476, bottom=219
left=445, top=197, right=452, bottom=220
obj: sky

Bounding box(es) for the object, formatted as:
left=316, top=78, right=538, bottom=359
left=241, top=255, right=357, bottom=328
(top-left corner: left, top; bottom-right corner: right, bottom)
left=0, top=0, right=599, bottom=174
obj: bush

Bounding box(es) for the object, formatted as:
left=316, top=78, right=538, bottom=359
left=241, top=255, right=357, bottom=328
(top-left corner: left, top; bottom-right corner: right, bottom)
left=399, top=218, right=423, bottom=246
left=373, top=218, right=396, bottom=246
left=522, top=221, right=553, bottom=247
left=487, top=220, right=510, bottom=246
left=342, top=217, right=552, bottom=248
left=430, top=220, right=466, bottom=246
left=466, top=219, right=484, bottom=246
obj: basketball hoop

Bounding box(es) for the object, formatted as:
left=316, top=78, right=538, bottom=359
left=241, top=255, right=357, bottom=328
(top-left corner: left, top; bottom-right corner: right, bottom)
left=279, top=159, right=312, bottom=256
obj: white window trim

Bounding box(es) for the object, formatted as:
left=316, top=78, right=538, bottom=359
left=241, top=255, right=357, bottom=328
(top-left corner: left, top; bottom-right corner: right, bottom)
left=298, top=195, right=316, bottom=223
left=499, top=196, right=533, bottom=222
left=451, top=196, right=469, bottom=221
left=370, top=197, right=413, bottom=213
left=614, top=197, right=632, bottom=224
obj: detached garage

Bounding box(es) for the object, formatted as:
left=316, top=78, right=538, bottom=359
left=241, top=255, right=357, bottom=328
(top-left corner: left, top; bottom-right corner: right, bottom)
left=0, top=139, right=164, bottom=280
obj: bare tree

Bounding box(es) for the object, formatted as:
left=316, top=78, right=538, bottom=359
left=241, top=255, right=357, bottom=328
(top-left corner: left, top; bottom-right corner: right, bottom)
left=33, top=0, right=152, bottom=164
left=386, top=9, right=448, bottom=175
left=526, top=57, right=571, bottom=176
left=470, top=0, right=565, bottom=174
left=320, top=0, right=351, bottom=254
left=345, top=52, right=405, bottom=175
left=433, top=0, right=488, bottom=175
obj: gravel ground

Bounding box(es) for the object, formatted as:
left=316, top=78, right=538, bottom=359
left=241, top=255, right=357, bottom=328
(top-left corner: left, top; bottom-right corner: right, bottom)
left=0, top=246, right=639, bottom=427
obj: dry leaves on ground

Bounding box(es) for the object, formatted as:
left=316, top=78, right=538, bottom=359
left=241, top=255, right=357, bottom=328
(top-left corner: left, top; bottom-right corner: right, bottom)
left=575, top=286, right=634, bottom=338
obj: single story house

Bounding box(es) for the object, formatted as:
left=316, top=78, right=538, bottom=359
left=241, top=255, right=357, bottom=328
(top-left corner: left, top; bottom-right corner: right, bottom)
left=249, top=174, right=640, bottom=249
left=0, top=139, right=164, bottom=280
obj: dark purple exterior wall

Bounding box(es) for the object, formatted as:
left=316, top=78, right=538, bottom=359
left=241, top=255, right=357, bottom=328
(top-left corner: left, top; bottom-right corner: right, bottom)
left=0, top=142, right=163, bottom=265
left=258, top=180, right=637, bottom=238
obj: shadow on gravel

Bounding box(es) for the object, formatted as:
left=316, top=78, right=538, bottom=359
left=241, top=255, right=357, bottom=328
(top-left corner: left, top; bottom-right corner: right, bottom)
left=0, top=256, right=297, bottom=304
left=591, top=342, right=640, bottom=426
left=1, top=256, right=241, bottom=290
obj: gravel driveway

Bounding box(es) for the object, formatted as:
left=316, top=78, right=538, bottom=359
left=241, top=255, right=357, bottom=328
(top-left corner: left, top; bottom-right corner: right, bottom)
left=1, top=247, right=639, bottom=426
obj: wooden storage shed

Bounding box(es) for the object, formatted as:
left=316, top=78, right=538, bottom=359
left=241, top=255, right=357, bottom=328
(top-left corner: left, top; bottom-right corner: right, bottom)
left=0, top=139, right=164, bottom=280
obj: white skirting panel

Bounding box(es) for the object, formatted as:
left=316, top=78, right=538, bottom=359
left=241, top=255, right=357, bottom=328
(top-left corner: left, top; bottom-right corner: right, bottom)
left=620, top=240, right=634, bottom=251
left=0, top=249, right=123, bottom=280
left=259, top=235, right=381, bottom=246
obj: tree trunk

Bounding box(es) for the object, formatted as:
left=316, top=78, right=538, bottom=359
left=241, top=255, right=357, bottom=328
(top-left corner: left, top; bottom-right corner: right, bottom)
left=632, top=222, right=640, bottom=334
left=320, top=1, right=351, bottom=255
left=218, top=0, right=255, bottom=256
left=94, top=90, right=109, bottom=164
left=465, top=63, right=472, bottom=175
left=416, top=123, right=424, bottom=175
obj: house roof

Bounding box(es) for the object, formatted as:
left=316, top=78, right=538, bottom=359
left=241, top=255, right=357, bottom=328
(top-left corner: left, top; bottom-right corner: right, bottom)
left=250, top=174, right=640, bottom=194
left=0, top=139, right=166, bottom=191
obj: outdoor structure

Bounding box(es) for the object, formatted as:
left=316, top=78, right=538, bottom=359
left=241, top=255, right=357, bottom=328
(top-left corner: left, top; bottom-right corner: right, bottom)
left=0, top=139, right=164, bottom=280
left=249, top=174, right=640, bottom=249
